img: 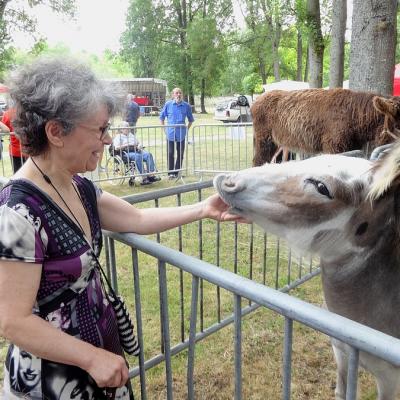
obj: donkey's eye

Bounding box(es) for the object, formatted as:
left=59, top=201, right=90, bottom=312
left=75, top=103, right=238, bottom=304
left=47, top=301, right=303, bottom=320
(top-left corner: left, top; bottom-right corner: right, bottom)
left=316, top=182, right=331, bottom=197
left=305, top=179, right=333, bottom=199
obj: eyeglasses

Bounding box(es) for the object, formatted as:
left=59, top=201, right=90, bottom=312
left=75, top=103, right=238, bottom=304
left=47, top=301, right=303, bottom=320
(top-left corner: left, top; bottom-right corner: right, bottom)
left=78, top=122, right=111, bottom=141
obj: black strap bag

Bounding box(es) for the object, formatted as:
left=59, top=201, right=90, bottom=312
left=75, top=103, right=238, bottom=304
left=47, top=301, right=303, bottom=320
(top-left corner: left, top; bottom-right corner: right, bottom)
left=95, top=259, right=140, bottom=356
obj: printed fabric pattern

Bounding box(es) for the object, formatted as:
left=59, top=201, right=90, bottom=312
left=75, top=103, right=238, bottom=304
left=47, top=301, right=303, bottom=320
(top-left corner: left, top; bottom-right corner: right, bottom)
left=0, top=177, right=133, bottom=399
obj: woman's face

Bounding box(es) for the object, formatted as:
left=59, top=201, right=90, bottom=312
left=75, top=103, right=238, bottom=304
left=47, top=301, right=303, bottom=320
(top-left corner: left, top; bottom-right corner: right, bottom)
left=62, top=104, right=111, bottom=173
left=18, top=350, right=41, bottom=389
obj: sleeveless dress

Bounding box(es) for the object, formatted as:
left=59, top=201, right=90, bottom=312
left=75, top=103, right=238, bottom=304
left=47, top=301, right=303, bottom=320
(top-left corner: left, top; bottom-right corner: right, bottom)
left=0, top=176, right=134, bottom=400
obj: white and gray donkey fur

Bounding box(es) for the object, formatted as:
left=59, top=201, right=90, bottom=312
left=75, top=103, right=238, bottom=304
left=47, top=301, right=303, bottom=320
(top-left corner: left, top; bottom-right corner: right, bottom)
left=214, top=141, right=400, bottom=400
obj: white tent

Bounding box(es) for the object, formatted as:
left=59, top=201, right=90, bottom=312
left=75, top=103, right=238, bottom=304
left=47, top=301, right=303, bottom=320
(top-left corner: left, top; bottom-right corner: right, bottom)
left=262, top=80, right=310, bottom=92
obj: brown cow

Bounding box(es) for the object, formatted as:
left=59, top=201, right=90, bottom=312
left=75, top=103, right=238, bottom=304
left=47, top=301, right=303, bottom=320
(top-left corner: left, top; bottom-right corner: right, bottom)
left=252, top=88, right=400, bottom=166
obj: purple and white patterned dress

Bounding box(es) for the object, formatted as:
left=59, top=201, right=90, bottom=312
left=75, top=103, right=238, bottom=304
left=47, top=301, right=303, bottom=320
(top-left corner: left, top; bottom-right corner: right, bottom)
left=0, top=176, right=133, bottom=399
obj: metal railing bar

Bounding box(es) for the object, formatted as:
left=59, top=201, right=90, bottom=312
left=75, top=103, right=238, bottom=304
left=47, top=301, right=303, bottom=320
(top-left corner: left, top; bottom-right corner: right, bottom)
left=187, top=276, right=200, bottom=400
left=282, top=317, right=293, bottom=400
left=263, top=233, right=267, bottom=285
left=346, top=347, right=359, bottom=400
left=216, top=221, right=221, bottom=323
left=275, top=238, right=280, bottom=289
left=196, top=189, right=204, bottom=333
left=108, top=238, right=118, bottom=293
left=234, top=222, right=238, bottom=274
left=287, top=248, right=292, bottom=286
left=249, top=224, right=254, bottom=306
left=121, top=180, right=213, bottom=205
left=104, top=235, right=111, bottom=278
left=129, top=302, right=260, bottom=378
left=234, top=294, right=242, bottom=400
left=128, top=273, right=318, bottom=379
left=177, top=193, right=185, bottom=343
left=106, top=232, right=400, bottom=367
left=131, top=248, right=147, bottom=399
left=158, top=260, right=173, bottom=399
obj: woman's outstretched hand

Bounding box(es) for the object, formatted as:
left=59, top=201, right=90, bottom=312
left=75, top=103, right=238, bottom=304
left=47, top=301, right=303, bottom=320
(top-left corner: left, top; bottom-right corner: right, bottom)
left=201, top=193, right=250, bottom=223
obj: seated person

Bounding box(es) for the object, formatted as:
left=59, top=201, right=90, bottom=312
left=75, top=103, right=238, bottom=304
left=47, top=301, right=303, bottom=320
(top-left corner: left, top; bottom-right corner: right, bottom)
left=112, top=121, right=161, bottom=185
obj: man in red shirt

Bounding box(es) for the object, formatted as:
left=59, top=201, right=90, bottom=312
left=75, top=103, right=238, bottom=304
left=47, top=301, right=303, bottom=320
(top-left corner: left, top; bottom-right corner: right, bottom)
left=2, top=108, right=27, bottom=173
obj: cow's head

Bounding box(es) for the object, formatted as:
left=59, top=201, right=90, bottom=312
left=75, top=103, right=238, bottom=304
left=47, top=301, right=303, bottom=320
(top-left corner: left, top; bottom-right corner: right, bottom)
left=373, top=96, right=400, bottom=140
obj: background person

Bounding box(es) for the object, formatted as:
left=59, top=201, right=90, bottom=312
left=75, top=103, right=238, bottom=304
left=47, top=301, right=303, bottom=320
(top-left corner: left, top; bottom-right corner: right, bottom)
left=2, top=107, right=27, bottom=172
left=125, top=93, right=140, bottom=129
left=160, top=87, right=194, bottom=179
left=112, top=121, right=161, bottom=185
left=0, top=120, right=10, bottom=161
left=0, top=56, right=244, bottom=400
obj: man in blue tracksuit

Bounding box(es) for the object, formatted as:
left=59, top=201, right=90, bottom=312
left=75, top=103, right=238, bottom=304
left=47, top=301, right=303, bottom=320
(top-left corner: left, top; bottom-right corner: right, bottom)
left=160, top=87, right=194, bottom=178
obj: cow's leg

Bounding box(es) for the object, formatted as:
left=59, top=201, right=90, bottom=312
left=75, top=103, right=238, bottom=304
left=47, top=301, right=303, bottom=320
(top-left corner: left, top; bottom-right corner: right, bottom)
left=252, top=127, right=278, bottom=165
left=332, top=342, right=347, bottom=400
left=271, top=147, right=283, bottom=163
left=282, top=147, right=289, bottom=161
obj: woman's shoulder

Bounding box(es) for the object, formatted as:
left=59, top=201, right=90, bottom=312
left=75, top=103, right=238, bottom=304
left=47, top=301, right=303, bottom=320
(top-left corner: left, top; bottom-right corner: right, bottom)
left=0, top=182, right=47, bottom=262
left=74, top=175, right=103, bottom=202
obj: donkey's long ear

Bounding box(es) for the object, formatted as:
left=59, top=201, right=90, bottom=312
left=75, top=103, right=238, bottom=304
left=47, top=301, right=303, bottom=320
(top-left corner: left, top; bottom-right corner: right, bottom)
left=368, top=140, right=400, bottom=201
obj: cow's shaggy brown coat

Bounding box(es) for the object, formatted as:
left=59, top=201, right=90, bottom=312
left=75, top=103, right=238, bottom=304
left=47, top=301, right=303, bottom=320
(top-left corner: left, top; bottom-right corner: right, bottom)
left=252, top=88, right=400, bottom=166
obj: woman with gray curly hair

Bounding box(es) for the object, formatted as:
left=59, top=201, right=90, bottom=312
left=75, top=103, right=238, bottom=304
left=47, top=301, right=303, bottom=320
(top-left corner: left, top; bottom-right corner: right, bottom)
left=0, top=57, right=244, bottom=399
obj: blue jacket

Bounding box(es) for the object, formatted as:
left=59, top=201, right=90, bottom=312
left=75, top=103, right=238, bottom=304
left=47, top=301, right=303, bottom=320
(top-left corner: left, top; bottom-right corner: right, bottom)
left=126, top=101, right=140, bottom=126
left=160, top=100, right=194, bottom=141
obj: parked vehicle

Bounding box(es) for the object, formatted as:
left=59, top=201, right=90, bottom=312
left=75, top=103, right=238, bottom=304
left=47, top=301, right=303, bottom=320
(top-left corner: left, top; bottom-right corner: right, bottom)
left=214, top=95, right=252, bottom=123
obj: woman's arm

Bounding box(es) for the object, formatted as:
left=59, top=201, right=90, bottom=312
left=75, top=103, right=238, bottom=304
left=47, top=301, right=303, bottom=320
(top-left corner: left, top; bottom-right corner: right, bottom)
left=98, top=191, right=245, bottom=234
left=0, top=260, right=129, bottom=388
left=0, top=121, right=10, bottom=133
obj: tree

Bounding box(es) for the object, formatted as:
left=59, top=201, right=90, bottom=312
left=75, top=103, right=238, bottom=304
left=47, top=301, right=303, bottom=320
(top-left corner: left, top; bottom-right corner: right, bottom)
left=306, top=0, right=324, bottom=87
left=293, top=0, right=307, bottom=81
left=242, top=72, right=262, bottom=97
left=187, top=15, right=227, bottom=113
left=120, top=0, right=163, bottom=77
left=0, top=0, right=75, bottom=78
left=349, top=0, right=398, bottom=95
left=329, top=0, right=346, bottom=88
left=240, top=0, right=290, bottom=83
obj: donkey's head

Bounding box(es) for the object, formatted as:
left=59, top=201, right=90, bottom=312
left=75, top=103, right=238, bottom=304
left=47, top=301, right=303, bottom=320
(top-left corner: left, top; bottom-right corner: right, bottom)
left=214, top=144, right=400, bottom=262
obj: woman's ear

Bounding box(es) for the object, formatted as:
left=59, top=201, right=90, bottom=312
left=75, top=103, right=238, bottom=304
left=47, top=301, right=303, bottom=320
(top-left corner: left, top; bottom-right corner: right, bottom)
left=44, top=120, right=65, bottom=148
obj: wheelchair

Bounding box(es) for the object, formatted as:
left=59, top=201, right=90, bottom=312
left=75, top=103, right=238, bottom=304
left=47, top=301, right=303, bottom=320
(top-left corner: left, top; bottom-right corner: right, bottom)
left=106, top=145, right=137, bottom=186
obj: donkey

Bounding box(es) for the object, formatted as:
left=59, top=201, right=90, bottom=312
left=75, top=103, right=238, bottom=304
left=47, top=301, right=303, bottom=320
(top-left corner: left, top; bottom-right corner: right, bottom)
left=214, top=143, right=400, bottom=399
left=251, top=88, right=400, bottom=165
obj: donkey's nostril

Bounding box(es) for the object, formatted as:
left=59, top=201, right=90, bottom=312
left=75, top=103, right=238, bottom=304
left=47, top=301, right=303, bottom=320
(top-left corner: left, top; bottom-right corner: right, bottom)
left=222, top=178, right=245, bottom=193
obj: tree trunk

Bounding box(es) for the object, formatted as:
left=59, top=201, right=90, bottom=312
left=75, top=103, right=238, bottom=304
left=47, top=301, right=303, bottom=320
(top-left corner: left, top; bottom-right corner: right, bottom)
left=296, top=28, right=303, bottom=81
left=259, top=56, right=267, bottom=84
left=200, top=78, right=207, bottom=113
left=349, top=0, right=397, bottom=96
left=304, top=45, right=309, bottom=81
left=272, top=25, right=281, bottom=81
left=306, top=0, right=324, bottom=88
left=329, top=0, right=347, bottom=88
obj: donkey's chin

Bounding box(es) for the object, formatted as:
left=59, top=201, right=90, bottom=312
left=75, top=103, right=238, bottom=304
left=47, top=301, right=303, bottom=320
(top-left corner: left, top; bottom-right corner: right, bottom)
left=229, top=205, right=245, bottom=215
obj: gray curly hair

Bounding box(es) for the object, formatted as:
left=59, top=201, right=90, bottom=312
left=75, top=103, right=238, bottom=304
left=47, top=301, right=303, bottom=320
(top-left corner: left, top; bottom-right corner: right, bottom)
left=7, top=56, right=122, bottom=156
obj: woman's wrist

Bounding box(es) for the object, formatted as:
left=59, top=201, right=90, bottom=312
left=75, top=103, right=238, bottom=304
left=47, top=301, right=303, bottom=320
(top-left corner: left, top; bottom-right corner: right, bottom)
left=197, top=199, right=209, bottom=220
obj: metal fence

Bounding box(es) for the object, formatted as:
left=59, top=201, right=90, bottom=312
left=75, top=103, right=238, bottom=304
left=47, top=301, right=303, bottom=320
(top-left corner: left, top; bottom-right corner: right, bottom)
left=0, top=123, right=256, bottom=185
left=102, top=181, right=400, bottom=400
left=0, top=124, right=373, bottom=185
